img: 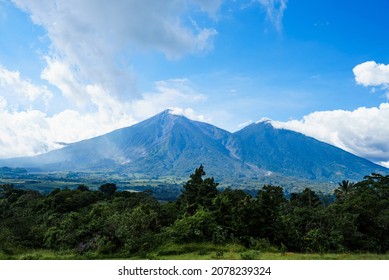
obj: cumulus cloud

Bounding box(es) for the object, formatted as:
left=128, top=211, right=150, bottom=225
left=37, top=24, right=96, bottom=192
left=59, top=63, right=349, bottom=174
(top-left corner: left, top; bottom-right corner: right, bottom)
left=0, top=106, right=135, bottom=158
left=271, top=103, right=389, bottom=166
left=257, top=0, right=288, bottom=32
left=0, top=109, right=53, bottom=158
left=353, top=61, right=389, bottom=87
left=353, top=61, right=389, bottom=98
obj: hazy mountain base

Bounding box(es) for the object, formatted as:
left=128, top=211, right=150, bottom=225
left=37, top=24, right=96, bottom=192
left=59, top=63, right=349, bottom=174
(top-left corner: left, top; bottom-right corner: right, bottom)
left=0, top=168, right=337, bottom=200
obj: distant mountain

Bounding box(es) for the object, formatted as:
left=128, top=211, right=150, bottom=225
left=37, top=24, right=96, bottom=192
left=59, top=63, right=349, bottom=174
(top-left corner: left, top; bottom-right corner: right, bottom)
left=0, top=110, right=387, bottom=185
left=0, top=110, right=257, bottom=179
left=226, top=120, right=386, bottom=182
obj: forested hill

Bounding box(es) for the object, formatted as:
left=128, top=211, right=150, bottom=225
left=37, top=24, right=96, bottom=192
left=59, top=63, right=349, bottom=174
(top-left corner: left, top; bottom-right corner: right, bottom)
left=1, top=166, right=389, bottom=259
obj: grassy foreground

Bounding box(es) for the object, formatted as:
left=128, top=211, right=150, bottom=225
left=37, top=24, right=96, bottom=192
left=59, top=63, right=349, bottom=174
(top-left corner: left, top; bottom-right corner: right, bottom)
left=2, top=243, right=389, bottom=260
left=146, top=243, right=389, bottom=260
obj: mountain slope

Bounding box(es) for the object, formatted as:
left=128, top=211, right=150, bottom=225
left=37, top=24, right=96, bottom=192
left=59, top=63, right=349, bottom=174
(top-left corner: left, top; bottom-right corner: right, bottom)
left=227, top=120, right=387, bottom=182
left=0, top=110, right=256, bottom=179
left=0, top=110, right=387, bottom=184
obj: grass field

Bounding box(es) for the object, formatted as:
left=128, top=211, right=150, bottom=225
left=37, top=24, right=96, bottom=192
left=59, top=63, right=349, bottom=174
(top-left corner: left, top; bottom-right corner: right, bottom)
left=147, top=243, right=389, bottom=260
left=156, top=251, right=389, bottom=260
left=2, top=243, right=388, bottom=260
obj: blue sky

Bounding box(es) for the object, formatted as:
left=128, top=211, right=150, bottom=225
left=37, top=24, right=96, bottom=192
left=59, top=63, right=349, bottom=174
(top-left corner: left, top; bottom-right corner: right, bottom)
left=0, top=0, right=389, bottom=167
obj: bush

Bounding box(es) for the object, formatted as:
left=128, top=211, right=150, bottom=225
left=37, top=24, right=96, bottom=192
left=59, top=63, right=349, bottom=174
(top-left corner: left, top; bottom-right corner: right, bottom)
left=166, top=209, right=218, bottom=243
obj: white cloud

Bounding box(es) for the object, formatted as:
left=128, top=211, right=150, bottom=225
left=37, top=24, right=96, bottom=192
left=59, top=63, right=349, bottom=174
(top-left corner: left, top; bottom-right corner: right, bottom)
left=353, top=61, right=389, bottom=87
left=271, top=61, right=389, bottom=166
left=0, top=109, right=53, bottom=158
left=169, top=107, right=210, bottom=123
left=0, top=74, right=207, bottom=158
left=192, top=0, right=222, bottom=18
left=380, top=161, right=389, bottom=168
left=353, top=61, right=389, bottom=99
left=271, top=103, right=389, bottom=165
left=11, top=0, right=219, bottom=102
left=40, top=57, right=88, bottom=108
left=39, top=56, right=135, bottom=124
left=47, top=108, right=135, bottom=145
left=0, top=96, right=7, bottom=111
left=0, top=65, right=53, bottom=108
left=257, top=0, right=288, bottom=32
left=130, top=79, right=207, bottom=119
left=2, top=1, right=218, bottom=159
left=0, top=107, right=135, bottom=158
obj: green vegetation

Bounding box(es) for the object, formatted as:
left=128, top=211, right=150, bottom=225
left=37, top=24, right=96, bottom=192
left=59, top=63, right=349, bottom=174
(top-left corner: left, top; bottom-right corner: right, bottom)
left=1, top=166, right=389, bottom=259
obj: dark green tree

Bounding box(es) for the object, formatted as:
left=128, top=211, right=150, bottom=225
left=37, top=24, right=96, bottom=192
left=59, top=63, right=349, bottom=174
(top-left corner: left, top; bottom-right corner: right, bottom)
left=255, top=185, right=287, bottom=244
left=99, top=183, right=117, bottom=196
left=178, top=165, right=219, bottom=215
left=340, top=173, right=389, bottom=253
left=290, top=188, right=321, bottom=208
left=77, top=184, right=90, bottom=192
left=166, top=208, right=218, bottom=243
left=212, top=189, right=252, bottom=240
left=334, top=180, right=355, bottom=200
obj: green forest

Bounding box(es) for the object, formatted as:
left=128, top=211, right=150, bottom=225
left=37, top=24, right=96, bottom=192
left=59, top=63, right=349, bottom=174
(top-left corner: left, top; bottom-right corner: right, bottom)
left=1, top=165, right=389, bottom=259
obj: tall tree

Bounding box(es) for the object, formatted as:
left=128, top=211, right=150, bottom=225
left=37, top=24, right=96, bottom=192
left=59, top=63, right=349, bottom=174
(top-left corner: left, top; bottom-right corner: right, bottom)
left=99, top=183, right=117, bottom=196
left=178, top=165, right=219, bottom=215
left=334, top=180, right=355, bottom=200
left=255, top=185, right=287, bottom=244
left=290, top=188, right=321, bottom=208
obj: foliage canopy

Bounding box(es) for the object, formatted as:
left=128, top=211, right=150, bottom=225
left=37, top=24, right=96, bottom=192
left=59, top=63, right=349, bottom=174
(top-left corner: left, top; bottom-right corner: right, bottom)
left=1, top=167, right=389, bottom=258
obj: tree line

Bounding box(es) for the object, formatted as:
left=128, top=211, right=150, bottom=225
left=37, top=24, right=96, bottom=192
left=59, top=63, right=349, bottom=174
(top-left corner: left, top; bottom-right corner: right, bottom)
left=0, top=165, right=388, bottom=257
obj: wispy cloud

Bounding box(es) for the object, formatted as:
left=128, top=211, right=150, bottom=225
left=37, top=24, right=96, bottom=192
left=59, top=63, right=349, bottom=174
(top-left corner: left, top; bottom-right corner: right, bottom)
left=11, top=0, right=219, bottom=101
left=257, top=0, right=288, bottom=32
left=130, top=79, right=208, bottom=120
left=0, top=0, right=219, bottom=158
left=0, top=65, right=53, bottom=108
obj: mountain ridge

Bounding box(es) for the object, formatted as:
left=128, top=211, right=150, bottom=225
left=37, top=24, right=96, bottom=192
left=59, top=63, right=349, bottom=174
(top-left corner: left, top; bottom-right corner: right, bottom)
left=0, top=110, right=387, bottom=185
